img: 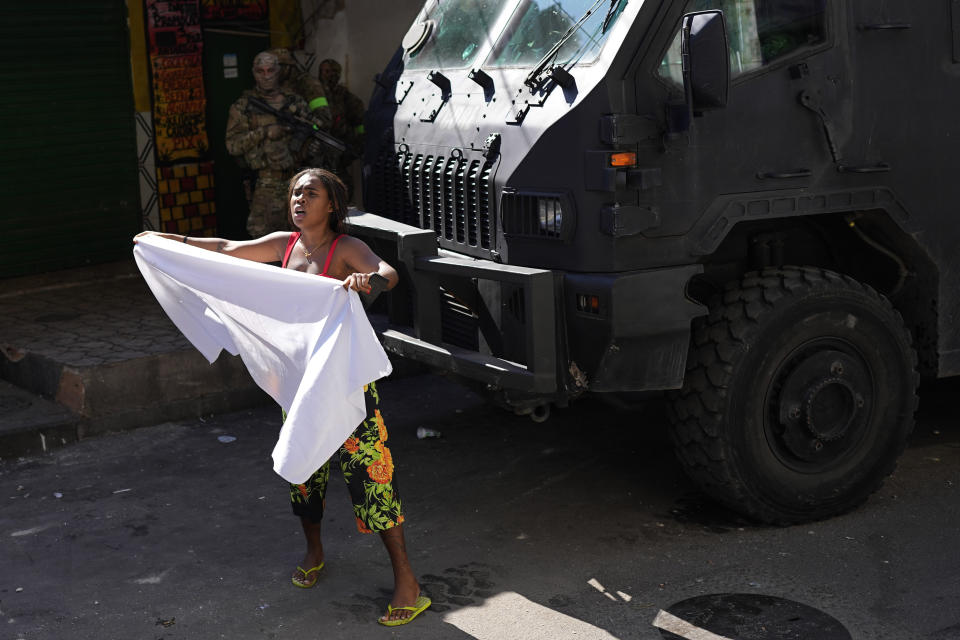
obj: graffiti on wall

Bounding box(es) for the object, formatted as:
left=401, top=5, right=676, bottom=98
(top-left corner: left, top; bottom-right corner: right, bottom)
left=145, top=0, right=216, bottom=235
left=151, top=55, right=209, bottom=161
left=147, top=2, right=202, bottom=54
left=146, top=0, right=209, bottom=162
left=200, top=0, right=267, bottom=21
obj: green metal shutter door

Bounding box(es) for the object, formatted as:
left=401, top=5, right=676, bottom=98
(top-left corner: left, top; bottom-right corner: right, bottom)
left=0, top=2, right=140, bottom=278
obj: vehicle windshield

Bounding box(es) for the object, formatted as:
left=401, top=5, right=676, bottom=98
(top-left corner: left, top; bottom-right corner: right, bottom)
left=489, top=0, right=628, bottom=68
left=406, top=0, right=513, bottom=70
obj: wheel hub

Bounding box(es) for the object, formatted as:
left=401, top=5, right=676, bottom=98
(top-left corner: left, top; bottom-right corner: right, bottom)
left=775, top=349, right=872, bottom=465
left=803, top=376, right=860, bottom=442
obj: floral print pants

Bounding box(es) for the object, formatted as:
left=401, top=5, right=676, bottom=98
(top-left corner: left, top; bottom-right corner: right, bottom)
left=288, top=382, right=404, bottom=533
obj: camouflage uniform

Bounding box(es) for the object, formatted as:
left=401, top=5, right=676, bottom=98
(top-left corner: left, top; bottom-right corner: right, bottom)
left=270, top=48, right=340, bottom=174
left=321, top=59, right=366, bottom=199
left=225, top=89, right=311, bottom=237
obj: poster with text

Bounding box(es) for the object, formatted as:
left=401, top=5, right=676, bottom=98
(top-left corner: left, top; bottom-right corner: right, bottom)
left=146, top=0, right=209, bottom=161
left=151, top=55, right=209, bottom=161
left=200, top=0, right=268, bottom=22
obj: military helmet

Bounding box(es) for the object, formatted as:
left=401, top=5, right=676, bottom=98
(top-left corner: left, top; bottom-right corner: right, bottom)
left=269, top=48, right=297, bottom=68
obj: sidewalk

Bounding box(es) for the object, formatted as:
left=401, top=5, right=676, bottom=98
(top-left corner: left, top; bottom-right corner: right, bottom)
left=0, top=259, right=267, bottom=457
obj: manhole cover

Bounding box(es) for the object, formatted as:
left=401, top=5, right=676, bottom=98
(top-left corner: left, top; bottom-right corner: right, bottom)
left=655, top=594, right=851, bottom=640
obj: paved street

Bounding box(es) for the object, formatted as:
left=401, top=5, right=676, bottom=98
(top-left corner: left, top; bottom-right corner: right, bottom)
left=2, top=371, right=958, bottom=640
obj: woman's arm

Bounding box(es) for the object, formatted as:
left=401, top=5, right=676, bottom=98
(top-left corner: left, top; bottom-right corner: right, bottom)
left=339, top=236, right=400, bottom=293
left=133, top=230, right=289, bottom=264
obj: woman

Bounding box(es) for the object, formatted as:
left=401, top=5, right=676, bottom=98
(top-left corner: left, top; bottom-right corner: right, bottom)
left=135, top=168, right=428, bottom=626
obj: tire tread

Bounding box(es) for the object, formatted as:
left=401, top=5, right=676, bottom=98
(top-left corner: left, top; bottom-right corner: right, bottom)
left=667, top=266, right=919, bottom=524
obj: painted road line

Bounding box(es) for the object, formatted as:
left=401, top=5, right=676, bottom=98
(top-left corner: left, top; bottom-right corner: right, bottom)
left=652, top=609, right=735, bottom=640
left=444, top=591, right=620, bottom=639
left=10, top=523, right=57, bottom=537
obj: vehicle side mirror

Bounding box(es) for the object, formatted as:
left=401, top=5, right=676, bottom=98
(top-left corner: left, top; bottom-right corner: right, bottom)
left=681, top=10, right=730, bottom=111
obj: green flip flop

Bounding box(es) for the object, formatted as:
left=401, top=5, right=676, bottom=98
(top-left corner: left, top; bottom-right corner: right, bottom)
left=378, top=594, right=431, bottom=626
left=291, top=562, right=324, bottom=588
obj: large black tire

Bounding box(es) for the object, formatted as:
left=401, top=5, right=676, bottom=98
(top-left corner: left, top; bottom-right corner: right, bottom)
left=668, top=267, right=919, bottom=524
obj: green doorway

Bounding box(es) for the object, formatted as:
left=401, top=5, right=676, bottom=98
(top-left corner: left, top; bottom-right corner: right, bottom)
left=202, top=27, right=270, bottom=240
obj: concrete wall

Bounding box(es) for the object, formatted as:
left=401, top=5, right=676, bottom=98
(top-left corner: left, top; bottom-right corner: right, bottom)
left=301, top=0, right=425, bottom=103
left=296, top=0, right=424, bottom=205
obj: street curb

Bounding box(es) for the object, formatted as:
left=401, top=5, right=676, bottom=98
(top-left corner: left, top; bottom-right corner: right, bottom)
left=0, top=347, right=271, bottom=457
left=0, top=380, right=81, bottom=458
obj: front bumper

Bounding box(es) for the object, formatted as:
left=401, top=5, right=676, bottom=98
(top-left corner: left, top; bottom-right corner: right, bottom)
left=348, top=211, right=559, bottom=394
left=348, top=210, right=707, bottom=397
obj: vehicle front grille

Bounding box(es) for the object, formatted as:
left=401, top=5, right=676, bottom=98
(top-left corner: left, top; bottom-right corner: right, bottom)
left=440, top=288, right=479, bottom=351
left=369, top=148, right=497, bottom=257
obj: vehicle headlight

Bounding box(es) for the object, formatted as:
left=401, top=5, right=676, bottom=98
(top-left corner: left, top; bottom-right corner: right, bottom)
left=538, top=197, right=563, bottom=236
left=501, top=191, right=572, bottom=240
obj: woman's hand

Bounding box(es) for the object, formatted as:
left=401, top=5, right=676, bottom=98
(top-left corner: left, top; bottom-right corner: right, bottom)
left=131, top=230, right=285, bottom=263
left=133, top=230, right=171, bottom=244
left=343, top=272, right=377, bottom=293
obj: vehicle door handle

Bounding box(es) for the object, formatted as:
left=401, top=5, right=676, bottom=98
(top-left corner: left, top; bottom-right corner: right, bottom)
left=756, top=169, right=812, bottom=179
left=838, top=163, right=891, bottom=174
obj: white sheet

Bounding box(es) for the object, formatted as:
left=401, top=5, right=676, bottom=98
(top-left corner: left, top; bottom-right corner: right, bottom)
left=133, top=235, right=392, bottom=484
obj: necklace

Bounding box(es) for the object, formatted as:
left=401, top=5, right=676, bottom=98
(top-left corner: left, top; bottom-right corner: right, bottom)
left=298, top=236, right=327, bottom=263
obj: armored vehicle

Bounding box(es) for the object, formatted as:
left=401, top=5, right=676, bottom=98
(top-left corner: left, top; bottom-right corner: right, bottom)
left=348, top=0, right=950, bottom=524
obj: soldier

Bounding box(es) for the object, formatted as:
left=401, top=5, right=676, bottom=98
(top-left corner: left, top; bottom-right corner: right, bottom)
left=225, top=51, right=315, bottom=237
left=319, top=59, right=366, bottom=201
left=270, top=48, right=340, bottom=174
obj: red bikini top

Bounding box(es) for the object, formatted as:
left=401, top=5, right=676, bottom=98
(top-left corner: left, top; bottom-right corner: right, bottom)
left=282, top=232, right=344, bottom=276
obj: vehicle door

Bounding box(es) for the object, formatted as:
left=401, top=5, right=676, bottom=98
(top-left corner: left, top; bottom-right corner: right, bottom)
left=640, top=0, right=839, bottom=239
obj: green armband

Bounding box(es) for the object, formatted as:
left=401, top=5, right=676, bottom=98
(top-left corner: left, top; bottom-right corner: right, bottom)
left=354, top=124, right=365, bottom=134
left=309, top=96, right=329, bottom=111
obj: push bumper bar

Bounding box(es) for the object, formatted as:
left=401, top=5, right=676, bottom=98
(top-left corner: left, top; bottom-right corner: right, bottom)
left=347, top=211, right=559, bottom=394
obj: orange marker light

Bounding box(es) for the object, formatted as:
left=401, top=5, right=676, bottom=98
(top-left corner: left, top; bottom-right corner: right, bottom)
left=576, top=294, right=601, bottom=315
left=609, top=152, right=636, bottom=167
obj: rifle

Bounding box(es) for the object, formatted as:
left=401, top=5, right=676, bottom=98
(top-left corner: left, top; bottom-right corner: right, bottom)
left=246, top=95, right=347, bottom=154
